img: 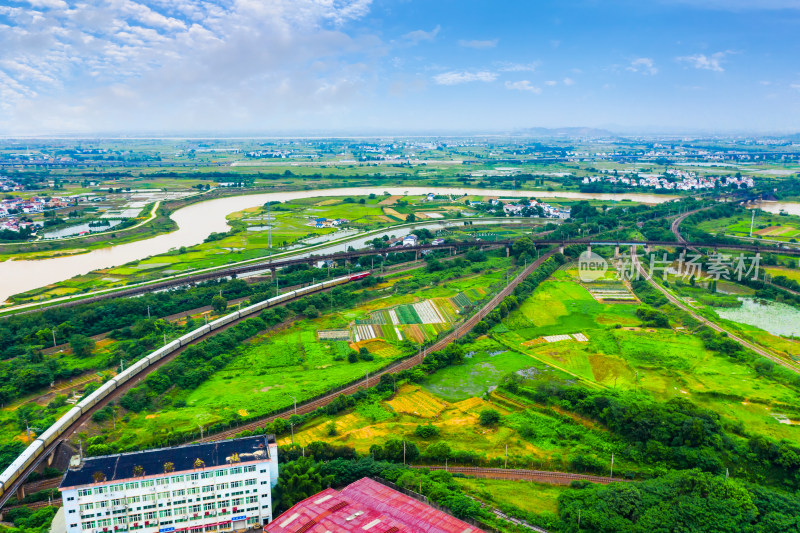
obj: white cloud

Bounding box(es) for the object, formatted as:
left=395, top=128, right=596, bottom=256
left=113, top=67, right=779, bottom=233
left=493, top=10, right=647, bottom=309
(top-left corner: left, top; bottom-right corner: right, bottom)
left=627, top=57, right=658, bottom=75
left=544, top=80, right=557, bottom=86
left=0, top=0, right=380, bottom=133
left=563, top=77, right=575, bottom=85
left=504, top=80, right=541, bottom=94
left=458, top=39, right=498, bottom=49
left=497, top=61, right=539, bottom=72
left=402, top=25, right=440, bottom=45
left=677, top=52, right=728, bottom=72
left=433, top=70, right=497, bottom=85
left=791, top=83, right=800, bottom=91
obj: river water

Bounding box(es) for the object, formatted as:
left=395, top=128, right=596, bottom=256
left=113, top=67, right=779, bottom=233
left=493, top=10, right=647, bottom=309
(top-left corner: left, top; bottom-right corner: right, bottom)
left=0, top=186, right=676, bottom=303
left=754, top=201, right=800, bottom=217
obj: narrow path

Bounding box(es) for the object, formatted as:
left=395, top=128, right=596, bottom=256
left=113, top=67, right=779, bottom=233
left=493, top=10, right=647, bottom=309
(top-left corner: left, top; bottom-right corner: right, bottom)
left=411, top=465, right=623, bottom=486
left=631, top=248, right=800, bottom=375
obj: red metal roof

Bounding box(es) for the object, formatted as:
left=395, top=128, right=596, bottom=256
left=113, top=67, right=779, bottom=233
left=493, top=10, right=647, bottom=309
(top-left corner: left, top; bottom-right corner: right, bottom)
left=265, top=478, right=481, bottom=533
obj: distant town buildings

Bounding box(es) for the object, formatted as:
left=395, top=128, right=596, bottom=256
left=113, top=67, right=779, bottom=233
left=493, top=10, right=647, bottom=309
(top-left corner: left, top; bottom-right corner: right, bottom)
left=59, top=436, right=279, bottom=533
left=307, top=217, right=349, bottom=228
left=581, top=170, right=754, bottom=190
left=265, top=477, right=479, bottom=533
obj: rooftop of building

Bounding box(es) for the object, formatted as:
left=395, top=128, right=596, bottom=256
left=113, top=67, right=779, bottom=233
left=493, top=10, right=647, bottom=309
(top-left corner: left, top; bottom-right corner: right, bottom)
left=264, top=477, right=481, bottom=533
left=61, top=435, right=276, bottom=489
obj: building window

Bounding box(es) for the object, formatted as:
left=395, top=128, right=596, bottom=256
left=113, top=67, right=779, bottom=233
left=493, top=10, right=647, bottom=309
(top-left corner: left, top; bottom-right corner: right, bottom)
left=243, top=466, right=256, bottom=473
left=78, top=489, right=92, bottom=497
left=172, top=489, right=186, bottom=497
left=110, top=484, right=124, bottom=492
left=140, top=480, right=154, bottom=488
left=190, top=505, right=201, bottom=514
left=125, top=482, right=139, bottom=490
left=114, top=517, right=127, bottom=525
left=200, top=472, right=214, bottom=479
left=229, top=467, right=242, bottom=475
left=244, top=479, right=256, bottom=486
left=246, top=496, right=257, bottom=504
left=112, top=498, right=124, bottom=507
left=144, top=512, right=157, bottom=521
left=79, top=503, right=94, bottom=512
left=170, top=475, right=184, bottom=483
left=82, top=521, right=96, bottom=529
left=127, top=496, right=141, bottom=504
left=189, top=473, right=199, bottom=481
left=215, top=483, right=228, bottom=491
left=157, top=492, right=170, bottom=500
left=156, top=478, right=168, bottom=486
left=188, top=487, right=199, bottom=495
left=215, top=469, right=228, bottom=477
left=203, top=503, right=215, bottom=511
left=201, top=485, right=214, bottom=493
left=158, top=509, right=172, bottom=518
left=97, top=519, right=112, bottom=527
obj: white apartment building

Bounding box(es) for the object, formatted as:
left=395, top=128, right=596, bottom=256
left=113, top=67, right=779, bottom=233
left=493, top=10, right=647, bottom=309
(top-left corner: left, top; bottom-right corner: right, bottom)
left=59, top=436, right=279, bottom=533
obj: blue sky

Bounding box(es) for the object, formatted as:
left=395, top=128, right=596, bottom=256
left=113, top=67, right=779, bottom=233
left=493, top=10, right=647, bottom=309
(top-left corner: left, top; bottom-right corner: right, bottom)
left=0, top=0, right=798, bottom=134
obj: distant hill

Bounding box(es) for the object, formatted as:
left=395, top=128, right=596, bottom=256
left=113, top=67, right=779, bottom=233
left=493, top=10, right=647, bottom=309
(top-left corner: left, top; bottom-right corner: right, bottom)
left=515, top=127, right=619, bottom=139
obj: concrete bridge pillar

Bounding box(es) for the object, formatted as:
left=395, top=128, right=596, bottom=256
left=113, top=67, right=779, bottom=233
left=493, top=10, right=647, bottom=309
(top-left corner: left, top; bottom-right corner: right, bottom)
left=614, top=245, right=620, bottom=258
left=558, top=244, right=565, bottom=254
left=506, top=246, right=510, bottom=257
left=586, top=245, right=592, bottom=256
left=15, top=485, right=25, bottom=501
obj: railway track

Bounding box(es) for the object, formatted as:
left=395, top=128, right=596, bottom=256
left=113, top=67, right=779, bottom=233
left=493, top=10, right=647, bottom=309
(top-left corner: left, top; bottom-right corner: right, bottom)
left=411, top=465, right=623, bottom=486
left=200, top=251, right=556, bottom=442
left=631, top=248, right=800, bottom=375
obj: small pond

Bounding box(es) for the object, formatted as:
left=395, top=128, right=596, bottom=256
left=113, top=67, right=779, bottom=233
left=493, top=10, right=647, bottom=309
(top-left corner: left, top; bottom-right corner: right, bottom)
left=716, top=297, right=800, bottom=337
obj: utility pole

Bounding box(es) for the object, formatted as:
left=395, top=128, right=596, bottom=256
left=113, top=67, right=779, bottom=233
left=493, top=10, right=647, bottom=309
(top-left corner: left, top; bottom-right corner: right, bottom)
left=610, top=453, right=614, bottom=480
left=147, top=305, right=151, bottom=320
left=749, top=209, right=755, bottom=237
left=163, top=333, right=167, bottom=346
left=505, top=444, right=508, bottom=468
left=403, top=441, right=406, bottom=465
left=199, top=425, right=204, bottom=440
left=52, top=328, right=57, bottom=348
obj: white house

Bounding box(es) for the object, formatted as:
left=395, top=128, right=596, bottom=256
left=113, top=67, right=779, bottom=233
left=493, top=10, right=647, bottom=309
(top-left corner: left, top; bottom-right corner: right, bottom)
left=59, top=436, right=279, bottom=533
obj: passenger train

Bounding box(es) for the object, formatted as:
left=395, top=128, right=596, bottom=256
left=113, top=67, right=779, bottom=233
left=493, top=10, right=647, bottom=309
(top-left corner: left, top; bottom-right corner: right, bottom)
left=0, top=272, right=371, bottom=500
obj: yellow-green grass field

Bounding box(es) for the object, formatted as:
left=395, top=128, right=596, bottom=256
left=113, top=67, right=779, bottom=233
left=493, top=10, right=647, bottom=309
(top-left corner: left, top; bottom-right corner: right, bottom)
left=281, top=383, right=629, bottom=471
left=498, top=269, right=800, bottom=443
left=455, top=477, right=567, bottom=516
left=87, top=259, right=516, bottom=447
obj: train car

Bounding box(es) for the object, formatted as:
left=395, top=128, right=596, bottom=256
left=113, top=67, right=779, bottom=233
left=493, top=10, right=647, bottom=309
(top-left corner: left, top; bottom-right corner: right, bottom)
left=0, top=270, right=379, bottom=500
left=180, top=324, right=211, bottom=343
left=146, top=346, right=171, bottom=363
left=0, top=439, right=45, bottom=490
left=78, top=381, right=117, bottom=412
left=150, top=340, right=180, bottom=359
left=36, top=406, right=82, bottom=448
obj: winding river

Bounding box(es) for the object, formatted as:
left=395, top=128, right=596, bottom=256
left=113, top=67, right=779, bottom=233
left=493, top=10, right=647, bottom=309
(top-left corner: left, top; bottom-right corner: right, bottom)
left=0, top=187, right=676, bottom=303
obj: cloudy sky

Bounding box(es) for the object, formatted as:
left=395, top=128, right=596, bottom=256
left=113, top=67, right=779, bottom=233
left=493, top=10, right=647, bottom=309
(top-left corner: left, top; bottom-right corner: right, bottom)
left=1, top=0, right=799, bottom=134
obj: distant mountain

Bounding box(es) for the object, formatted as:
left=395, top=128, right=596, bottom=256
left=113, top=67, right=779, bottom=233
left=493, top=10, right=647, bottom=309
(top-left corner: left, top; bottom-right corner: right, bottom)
left=515, top=127, right=619, bottom=139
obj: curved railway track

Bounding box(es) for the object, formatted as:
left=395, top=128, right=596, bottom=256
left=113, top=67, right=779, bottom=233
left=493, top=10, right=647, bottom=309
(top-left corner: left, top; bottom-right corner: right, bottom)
left=631, top=248, right=800, bottom=375
left=199, top=251, right=556, bottom=442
